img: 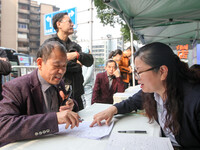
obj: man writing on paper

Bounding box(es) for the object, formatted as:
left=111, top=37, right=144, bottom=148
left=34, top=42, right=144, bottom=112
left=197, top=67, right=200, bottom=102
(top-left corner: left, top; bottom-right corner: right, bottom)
left=0, top=41, right=81, bottom=147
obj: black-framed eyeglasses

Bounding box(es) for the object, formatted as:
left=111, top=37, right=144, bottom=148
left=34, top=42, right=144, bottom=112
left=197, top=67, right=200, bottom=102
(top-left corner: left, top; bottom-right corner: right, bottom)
left=134, top=66, right=160, bottom=80
left=61, top=19, right=73, bottom=24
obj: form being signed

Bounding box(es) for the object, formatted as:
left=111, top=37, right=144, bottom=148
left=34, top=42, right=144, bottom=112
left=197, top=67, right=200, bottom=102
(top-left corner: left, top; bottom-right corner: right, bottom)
left=58, top=121, right=114, bottom=140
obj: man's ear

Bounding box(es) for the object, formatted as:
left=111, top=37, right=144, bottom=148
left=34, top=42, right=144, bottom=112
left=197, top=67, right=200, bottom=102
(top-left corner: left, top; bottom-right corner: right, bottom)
left=159, top=65, right=168, bottom=81
left=37, top=58, right=42, bottom=70
left=56, top=21, right=61, bottom=30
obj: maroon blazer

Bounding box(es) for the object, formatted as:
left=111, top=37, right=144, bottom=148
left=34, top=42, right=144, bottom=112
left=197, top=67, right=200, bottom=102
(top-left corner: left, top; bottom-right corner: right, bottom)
left=0, top=69, right=64, bottom=147
left=92, top=71, right=125, bottom=104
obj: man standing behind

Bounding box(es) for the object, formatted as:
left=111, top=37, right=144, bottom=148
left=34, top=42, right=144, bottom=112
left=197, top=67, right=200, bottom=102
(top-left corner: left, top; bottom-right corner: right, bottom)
left=0, top=49, right=11, bottom=100
left=0, top=41, right=81, bottom=147
left=92, top=59, right=125, bottom=104
left=44, top=12, right=93, bottom=110
left=118, top=46, right=133, bottom=89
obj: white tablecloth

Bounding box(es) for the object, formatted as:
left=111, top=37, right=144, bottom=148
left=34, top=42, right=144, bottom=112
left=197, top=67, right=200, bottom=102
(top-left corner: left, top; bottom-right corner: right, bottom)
left=1, top=103, right=160, bottom=150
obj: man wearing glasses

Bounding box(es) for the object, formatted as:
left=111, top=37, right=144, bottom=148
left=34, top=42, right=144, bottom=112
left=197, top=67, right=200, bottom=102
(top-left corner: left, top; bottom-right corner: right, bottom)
left=44, top=12, right=94, bottom=110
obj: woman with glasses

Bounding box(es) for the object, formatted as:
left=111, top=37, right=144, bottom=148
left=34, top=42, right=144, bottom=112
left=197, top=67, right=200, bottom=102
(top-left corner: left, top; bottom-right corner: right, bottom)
left=90, top=42, right=200, bottom=149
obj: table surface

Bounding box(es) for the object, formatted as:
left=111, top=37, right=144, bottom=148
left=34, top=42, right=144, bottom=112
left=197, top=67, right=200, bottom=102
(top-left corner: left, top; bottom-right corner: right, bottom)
left=113, top=85, right=141, bottom=104
left=1, top=103, right=161, bottom=150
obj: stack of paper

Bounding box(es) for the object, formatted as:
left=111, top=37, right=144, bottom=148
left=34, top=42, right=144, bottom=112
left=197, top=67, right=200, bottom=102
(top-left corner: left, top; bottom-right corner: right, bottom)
left=58, top=121, right=114, bottom=140
left=105, top=133, right=173, bottom=150
left=113, top=93, right=134, bottom=104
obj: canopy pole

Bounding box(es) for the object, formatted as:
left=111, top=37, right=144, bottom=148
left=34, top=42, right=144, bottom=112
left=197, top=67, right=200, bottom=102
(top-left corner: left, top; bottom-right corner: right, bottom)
left=130, top=29, right=135, bottom=86
left=90, top=0, right=93, bottom=53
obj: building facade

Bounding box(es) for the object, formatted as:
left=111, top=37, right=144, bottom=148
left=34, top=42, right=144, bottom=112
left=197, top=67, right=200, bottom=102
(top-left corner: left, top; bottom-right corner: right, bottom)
left=0, top=0, right=59, bottom=56
left=91, top=35, right=123, bottom=73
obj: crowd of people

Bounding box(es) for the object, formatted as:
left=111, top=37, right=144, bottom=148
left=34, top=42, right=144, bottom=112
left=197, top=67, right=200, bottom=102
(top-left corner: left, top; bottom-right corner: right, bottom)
left=0, top=12, right=200, bottom=149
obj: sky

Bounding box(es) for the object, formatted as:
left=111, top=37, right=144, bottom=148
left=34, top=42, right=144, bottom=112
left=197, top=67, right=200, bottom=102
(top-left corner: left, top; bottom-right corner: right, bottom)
left=34, top=0, right=122, bottom=47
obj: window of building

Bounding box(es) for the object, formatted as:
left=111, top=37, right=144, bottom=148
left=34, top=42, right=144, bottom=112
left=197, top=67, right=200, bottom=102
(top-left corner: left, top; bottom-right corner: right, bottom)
left=18, top=41, right=28, bottom=47
left=18, top=23, right=28, bottom=29
left=19, top=4, right=29, bottom=10
left=18, top=33, right=27, bottom=39
left=31, top=7, right=40, bottom=12
left=19, top=13, right=28, bottom=19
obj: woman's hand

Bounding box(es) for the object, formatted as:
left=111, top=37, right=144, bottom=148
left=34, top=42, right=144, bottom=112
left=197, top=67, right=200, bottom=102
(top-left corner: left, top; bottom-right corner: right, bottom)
left=90, top=106, right=118, bottom=127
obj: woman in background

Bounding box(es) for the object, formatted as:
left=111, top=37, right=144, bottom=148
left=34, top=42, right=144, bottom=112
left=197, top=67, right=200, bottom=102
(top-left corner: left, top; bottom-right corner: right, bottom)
left=90, top=42, right=200, bottom=149
left=109, top=49, right=123, bottom=74
left=109, top=49, right=123, bottom=64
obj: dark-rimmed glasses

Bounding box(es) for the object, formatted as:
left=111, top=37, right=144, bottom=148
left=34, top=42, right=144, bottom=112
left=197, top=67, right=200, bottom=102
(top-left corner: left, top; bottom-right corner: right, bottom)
left=60, top=19, right=73, bottom=24
left=134, top=66, right=160, bottom=80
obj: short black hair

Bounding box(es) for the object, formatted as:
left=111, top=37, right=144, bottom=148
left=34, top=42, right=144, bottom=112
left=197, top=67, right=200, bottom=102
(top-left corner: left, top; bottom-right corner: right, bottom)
left=126, top=46, right=136, bottom=52
left=108, top=49, right=122, bottom=59
left=52, top=12, right=68, bottom=32
left=106, top=59, right=117, bottom=69
left=37, top=41, right=66, bottom=62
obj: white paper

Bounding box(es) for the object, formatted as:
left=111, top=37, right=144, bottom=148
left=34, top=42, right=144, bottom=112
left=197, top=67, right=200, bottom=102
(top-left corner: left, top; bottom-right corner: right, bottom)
left=105, top=133, right=174, bottom=150
left=58, top=121, right=114, bottom=140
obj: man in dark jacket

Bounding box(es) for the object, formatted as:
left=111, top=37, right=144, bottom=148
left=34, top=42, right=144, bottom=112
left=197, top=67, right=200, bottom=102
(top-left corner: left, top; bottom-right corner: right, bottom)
left=92, top=59, right=125, bottom=104
left=0, top=49, right=11, bottom=100
left=0, top=41, right=81, bottom=147
left=44, top=12, right=93, bottom=110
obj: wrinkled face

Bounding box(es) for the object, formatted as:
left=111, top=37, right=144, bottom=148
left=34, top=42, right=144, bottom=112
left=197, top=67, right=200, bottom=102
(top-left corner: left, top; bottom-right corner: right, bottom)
left=113, top=54, right=122, bottom=62
left=134, top=57, right=163, bottom=93
left=57, top=15, right=74, bottom=35
left=105, top=62, right=117, bottom=76
left=37, top=49, right=67, bottom=85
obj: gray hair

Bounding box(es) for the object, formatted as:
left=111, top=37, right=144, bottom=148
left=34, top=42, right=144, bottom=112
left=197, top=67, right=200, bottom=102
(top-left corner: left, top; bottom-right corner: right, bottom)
left=37, top=41, right=66, bottom=62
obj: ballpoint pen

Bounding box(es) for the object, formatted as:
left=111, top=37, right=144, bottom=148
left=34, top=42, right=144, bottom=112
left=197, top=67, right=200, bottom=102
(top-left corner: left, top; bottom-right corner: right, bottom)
left=79, top=118, right=84, bottom=122
left=118, top=130, right=147, bottom=134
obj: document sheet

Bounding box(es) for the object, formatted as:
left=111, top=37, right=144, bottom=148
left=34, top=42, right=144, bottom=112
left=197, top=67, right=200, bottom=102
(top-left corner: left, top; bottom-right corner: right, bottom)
left=105, top=133, right=174, bottom=150
left=58, top=121, right=114, bottom=140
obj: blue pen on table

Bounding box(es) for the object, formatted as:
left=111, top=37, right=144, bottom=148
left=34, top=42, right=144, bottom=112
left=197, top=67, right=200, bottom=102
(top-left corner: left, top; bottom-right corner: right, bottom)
left=118, top=130, right=147, bottom=134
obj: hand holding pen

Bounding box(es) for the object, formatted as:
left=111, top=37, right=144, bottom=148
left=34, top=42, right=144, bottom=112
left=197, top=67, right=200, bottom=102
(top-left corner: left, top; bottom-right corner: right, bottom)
left=59, top=86, right=73, bottom=111
left=59, top=98, right=74, bottom=111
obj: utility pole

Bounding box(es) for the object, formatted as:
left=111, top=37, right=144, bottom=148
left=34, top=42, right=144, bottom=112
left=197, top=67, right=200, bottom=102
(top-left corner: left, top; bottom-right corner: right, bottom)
left=90, top=0, right=93, bottom=53
left=130, top=30, right=135, bottom=86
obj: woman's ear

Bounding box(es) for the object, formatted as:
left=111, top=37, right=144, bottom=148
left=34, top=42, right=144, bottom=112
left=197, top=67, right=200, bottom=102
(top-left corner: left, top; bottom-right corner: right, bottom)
left=159, top=65, right=168, bottom=81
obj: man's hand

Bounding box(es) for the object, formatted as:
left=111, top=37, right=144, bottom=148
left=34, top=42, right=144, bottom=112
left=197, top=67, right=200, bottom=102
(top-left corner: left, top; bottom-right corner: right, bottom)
left=128, top=66, right=132, bottom=73
left=66, top=52, right=79, bottom=61
left=113, top=70, right=120, bottom=78
left=0, top=57, right=7, bottom=61
left=76, top=60, right=82, bottom=66
left=59, top=98, right=74, bottom=111
left=90, top=106, right=118, bottom=127
left=57, top=110, right=81, bottom=129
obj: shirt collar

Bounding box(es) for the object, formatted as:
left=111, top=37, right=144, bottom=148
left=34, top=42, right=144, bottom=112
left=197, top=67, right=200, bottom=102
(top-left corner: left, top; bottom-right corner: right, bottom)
left=154, top=93, right=165, bottom=105
left=37, top=71, right=51, bottom=92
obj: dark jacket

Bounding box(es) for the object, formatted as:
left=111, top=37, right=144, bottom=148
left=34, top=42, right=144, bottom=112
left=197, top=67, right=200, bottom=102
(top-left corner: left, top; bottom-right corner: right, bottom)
left=0, top=49, right=11, bottom=100
left=0, top=69, right=69, bottom=147
left=44, top=36, right=94, bottom=109
left=92, top=71, right=125, bottom=104
left=114, top=83, right=200, bottom=149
